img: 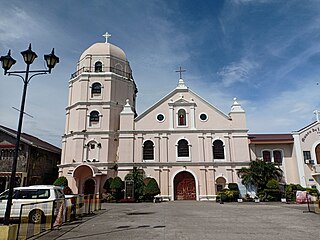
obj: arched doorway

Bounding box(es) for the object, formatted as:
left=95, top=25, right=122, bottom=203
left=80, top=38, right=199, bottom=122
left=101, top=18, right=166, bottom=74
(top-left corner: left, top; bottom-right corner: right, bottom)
left=316, top=144, right=320, bottom=164
left=174, top=171, right=196, bottom=200
left=84, top=178, right=95, bottom=195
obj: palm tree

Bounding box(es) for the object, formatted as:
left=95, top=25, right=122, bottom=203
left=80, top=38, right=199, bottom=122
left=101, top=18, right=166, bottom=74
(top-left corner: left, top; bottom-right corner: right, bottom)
left=237, top=159, right=283, bottom=193
left=125, top=167, right=145, bottom=200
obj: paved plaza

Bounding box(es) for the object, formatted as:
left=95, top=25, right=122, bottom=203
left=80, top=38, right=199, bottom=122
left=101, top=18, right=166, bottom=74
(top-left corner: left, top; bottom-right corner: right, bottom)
left=35, top=201, right=320, bottom=240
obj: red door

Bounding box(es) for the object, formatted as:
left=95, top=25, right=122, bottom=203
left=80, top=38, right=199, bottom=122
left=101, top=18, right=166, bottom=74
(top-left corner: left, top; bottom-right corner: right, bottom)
left=174, top=171, right=196, bottom=200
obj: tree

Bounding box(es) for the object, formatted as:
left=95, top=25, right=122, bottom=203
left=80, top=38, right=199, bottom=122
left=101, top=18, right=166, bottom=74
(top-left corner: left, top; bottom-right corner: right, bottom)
left=237, top=159, right=283, bottom=193
left=53, top=176, right=68, bottom=187
left=144, top=178, right=160, bottom=201
left=110, top=177, right=124, bottom=201
left=103, top=177, right=114, bottom=193
left=125, top=167, right=145, bottom=201
left=53, top=176, right=73, bottom=194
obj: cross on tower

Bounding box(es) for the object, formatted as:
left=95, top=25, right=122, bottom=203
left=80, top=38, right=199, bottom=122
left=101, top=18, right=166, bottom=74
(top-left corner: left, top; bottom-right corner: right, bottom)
left=175, top=66, right=186, bottom=79
left=102, top=32, right=111, bottom=43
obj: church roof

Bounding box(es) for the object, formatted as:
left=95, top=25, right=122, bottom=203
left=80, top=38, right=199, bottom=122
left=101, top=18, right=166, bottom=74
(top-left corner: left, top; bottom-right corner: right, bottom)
left=79, top=42, right=127, bottom=61
left=0, top=125, right=61, bottom=154
left=294, top=121, right=318, bottom=133
left=248, top=133, right=293, bottom=143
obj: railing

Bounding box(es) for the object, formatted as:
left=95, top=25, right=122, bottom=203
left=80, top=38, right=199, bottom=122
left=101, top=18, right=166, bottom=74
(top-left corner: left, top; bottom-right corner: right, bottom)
left=70, top=67, right=133, bottom=79
left=16, top=194, right=101, bottom=240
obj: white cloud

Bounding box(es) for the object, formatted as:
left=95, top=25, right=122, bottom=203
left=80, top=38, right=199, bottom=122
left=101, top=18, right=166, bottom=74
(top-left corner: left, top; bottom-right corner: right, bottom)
left=217, top=58, right=258, bottom=87
left=247, top=80, right=319, bottom=133
left=0, top=6, right=42, bottom=44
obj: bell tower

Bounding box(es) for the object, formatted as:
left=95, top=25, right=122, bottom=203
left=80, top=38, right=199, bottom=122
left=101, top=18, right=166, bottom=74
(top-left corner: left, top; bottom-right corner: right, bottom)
left=60, top=33, right=137, bottom=193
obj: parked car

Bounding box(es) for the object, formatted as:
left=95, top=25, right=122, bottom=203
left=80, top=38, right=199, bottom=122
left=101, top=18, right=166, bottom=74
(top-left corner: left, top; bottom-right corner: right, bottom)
left=0, top=185, right=66, bottom=223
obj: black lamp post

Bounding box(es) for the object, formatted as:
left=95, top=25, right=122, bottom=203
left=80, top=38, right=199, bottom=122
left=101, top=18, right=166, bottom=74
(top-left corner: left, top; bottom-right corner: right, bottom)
left=0, top=44, right=59, bottom=225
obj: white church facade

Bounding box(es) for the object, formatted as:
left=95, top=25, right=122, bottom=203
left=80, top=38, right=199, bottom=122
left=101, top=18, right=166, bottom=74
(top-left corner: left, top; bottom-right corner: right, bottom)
left=59, top=35, right=320, bottom=200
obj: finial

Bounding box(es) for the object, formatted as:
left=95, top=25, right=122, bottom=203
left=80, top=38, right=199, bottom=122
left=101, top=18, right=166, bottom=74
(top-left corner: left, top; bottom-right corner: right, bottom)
left=102, top=32, right=111, bottom=43
left=233, top=98, right=238, bottom=104
left=230, top=97, right=245, bottom=113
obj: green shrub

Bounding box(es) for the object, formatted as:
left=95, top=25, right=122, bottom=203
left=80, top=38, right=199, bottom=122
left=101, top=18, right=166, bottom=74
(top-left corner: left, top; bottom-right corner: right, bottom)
left=264, top=189, right=281, bottom=201
left=110, top=177, right=124, bottom=201
left=101, top=192, right=115, bottom=202
left=284, top=184, right=308, bottom=202
left=103, top=178, right=114, bottom=193
left=228, top=183, right=239, bottom=191
left=53, top=176, right=68, bottom=187
left=144, top=178, right=160, bottom=201
left=261, top=179, right=281, bottom=201
left=266, top=179, right=279, bottom=189
left=306, top=188, right=319, bottom=197
left=217, top=189, right=239, bottom=202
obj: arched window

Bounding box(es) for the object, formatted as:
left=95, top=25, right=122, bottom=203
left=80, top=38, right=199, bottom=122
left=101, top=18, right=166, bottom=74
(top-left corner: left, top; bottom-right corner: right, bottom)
left=262, top=150, right=271, bottom=162
left=316, top=144, right=320, bottom=164
left=178, top=139, right=189, bottom=157
left=143, top=140, right=154, bottom=160
left=273, top=150, right=282, bottom=165
left=94, top=61, right=102, bottom=72
left=89, top=111, right=100, bottom=126
left=91, top=82, right=101, bottom=95
left=213, top=140, right=224, bottom=159
left=178, top=109, right=186, bottom=126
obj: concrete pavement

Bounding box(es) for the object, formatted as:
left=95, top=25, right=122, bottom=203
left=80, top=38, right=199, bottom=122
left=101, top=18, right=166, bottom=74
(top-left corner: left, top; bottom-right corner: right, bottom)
left=34, top=201, right=320, bottom=240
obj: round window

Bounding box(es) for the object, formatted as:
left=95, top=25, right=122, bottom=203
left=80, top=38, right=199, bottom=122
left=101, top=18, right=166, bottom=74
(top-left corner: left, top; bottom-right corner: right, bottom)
left=200, top=113, right=208, bottom=121
left=157, top=114, right=165, bottom=122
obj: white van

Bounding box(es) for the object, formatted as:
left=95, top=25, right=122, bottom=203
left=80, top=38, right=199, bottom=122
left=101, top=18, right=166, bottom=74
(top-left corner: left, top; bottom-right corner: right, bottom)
left=0, top=185, right=66, bottom=223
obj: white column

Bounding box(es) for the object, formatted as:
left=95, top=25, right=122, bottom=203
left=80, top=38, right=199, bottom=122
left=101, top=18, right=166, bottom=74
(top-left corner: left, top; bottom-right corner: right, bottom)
left=137, top=134, right=143, bottom=162
left=155, top=135, right=161, bottom=162
left=293, top=133, right=306, bottom=187
left=205, top=134, right=213, bottom=162
left=198, top=135, right=205, bottom=162
left=190, top=104, right=196, bottom=129
left=169, top=102, right=174, bottom=130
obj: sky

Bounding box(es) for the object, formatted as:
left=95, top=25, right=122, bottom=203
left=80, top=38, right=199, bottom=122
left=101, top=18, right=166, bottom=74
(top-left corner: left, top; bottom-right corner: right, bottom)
left=1, top=0, right=320, bottom=147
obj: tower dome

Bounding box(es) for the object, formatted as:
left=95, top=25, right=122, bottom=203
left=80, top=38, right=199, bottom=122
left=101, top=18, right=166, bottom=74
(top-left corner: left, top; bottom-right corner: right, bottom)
left=79, top=42, right=127, bottom=61
left=75, top=33, right=132, bottom=80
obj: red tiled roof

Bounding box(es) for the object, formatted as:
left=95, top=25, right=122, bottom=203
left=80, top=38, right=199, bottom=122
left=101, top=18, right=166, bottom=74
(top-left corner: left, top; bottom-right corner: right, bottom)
left=248, top=134, right=293, bottom=143
left=0, top=125, right=61, bottom=154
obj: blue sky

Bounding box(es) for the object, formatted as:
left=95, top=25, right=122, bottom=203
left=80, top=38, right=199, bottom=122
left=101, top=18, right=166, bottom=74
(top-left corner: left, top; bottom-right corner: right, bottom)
left=1, top=0, right=320, bottom=147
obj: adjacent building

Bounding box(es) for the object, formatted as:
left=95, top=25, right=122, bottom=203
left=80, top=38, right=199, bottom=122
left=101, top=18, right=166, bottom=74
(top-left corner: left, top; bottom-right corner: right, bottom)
left=0, top=125, right=61, bottom=193
left=59, top=37, right=320, bottom=199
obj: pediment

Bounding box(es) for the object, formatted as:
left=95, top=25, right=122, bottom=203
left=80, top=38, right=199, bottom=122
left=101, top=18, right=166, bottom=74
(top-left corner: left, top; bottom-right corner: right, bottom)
left=171, top=97, right=195, bottom=106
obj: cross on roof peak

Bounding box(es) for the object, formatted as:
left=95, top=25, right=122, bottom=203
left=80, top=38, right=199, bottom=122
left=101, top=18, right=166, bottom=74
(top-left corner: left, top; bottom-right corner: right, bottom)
left=102, top=32, right=111, bottom=43
left=175, top=66, right=186, bottom=79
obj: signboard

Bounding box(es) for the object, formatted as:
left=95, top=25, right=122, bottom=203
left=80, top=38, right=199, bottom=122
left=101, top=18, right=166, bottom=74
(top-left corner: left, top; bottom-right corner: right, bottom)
left=296, top=191, right=311, bottom=204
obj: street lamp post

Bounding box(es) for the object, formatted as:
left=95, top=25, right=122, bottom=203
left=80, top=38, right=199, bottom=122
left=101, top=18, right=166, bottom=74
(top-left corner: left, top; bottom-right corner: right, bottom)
left=0, top=44, right=59, bottom=225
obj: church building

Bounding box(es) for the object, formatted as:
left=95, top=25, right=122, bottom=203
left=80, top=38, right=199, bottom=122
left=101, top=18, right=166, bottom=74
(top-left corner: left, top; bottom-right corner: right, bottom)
left=59, top=34, right=320, bottom=200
